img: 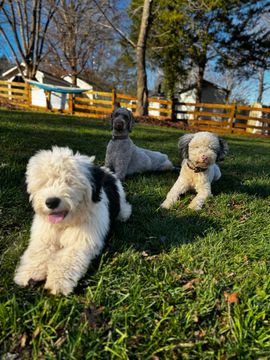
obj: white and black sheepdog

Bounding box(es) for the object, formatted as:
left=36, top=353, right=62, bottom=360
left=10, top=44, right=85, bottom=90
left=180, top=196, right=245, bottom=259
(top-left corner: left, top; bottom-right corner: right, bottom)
left=161, top=132, right=228, bottom=210
left=14, top=146, right=132, bottom=295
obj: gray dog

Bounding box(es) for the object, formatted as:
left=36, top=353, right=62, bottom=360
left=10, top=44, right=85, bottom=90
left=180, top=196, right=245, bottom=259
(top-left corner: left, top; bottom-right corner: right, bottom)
left=105, top=107, right=174, bottom=180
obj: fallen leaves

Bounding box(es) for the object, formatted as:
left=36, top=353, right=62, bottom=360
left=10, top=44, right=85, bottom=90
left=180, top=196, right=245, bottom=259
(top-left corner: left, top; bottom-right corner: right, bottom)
left=224, top=291, right=239, bottom=304
left=183, top=278, right=201, bottom=290
left=141, top=251, right=159, bottom=260
left=194, top=329, right=206, bottom=340
left=83, top=302, right=105, bottom=329
left=229, top=200, right=244, bottom=209
left=239, top=214, right=249, bottom=223
left=19, top=333, right=27, bottom=348
left=54, top=336, right=66, bottom=348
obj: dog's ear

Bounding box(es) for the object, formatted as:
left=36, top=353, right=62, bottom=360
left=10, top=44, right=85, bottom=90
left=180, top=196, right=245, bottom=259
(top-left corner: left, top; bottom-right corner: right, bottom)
left=178, top=133, right=194, bottom=159
left=127, top=110, right=135, bottom=132
left=110, top=110, right=116, bottom=130
left=217, top=138, right=229, bottom=161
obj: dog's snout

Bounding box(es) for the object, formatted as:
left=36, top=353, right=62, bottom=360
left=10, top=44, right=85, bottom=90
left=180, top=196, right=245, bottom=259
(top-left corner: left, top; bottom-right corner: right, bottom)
left=45, top=197, right=61, bottom=209
left=114, top=122, right=124, bottom=130
left=202, top=154, right=208, bottom=161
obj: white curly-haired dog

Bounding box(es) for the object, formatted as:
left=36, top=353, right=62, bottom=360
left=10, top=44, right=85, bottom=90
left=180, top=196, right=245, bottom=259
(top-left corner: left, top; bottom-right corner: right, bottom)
left=14, top=146, right=131, bottom=295
left=161, top=132, right=228, bottom=210
left=105, top=107, right=174, bottom=180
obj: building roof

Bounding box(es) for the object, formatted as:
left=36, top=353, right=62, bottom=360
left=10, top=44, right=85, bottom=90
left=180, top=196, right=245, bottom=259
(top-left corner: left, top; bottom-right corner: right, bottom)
left=1, top=65, right=75, bottom=87
left=176, top=79, right=229, bottom=95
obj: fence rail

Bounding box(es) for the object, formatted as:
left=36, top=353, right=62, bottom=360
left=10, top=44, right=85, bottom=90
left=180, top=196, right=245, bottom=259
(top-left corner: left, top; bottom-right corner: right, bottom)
left=0, top=79, right=269, bottom=137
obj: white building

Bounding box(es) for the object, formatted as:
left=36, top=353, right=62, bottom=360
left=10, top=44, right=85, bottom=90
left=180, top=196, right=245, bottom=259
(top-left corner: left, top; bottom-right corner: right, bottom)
left=1, top=65, right=92, bottom=110
left=62, top=75, right=93, bottom=100
left=175, top=80, right=229, bottom=120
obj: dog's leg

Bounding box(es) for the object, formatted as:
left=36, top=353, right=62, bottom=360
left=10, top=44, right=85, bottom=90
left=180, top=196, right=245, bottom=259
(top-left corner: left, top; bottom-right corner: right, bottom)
left=188, top=184, right=212, bottom=210
left=114, top=158, right=130, bottom=180
left=213, top=164, right=221, bottom=181
left=14, top=219, right=57, bottom=287
left=161, top=176, right=190, bottom=209
left=116, top=182, right=132, bottom=222
left=159, top=159, right=174, bottom=171
left=45, top=230, right=103, bottom=295
left=14, top=241, right=54, bottom=287
left=44, top=249, right=90, bottom=295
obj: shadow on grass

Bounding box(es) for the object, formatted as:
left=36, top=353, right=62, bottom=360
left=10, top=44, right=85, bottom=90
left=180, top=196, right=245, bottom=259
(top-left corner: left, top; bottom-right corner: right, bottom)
left=0, top=109, right=110, bottom=131
left=213, top=173, right=270, bottom=198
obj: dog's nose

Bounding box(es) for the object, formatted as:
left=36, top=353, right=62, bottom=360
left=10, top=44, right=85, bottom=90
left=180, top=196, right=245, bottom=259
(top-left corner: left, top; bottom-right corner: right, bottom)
left=115, top=123, right=123, bottom=130
left=45, top=197, right=60, bottom=209
left=202, top=155, right=208, bottom=162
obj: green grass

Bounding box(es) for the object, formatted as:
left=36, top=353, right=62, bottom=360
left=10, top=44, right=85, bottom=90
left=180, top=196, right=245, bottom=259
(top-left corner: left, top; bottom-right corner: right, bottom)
left=0, top=109, right=270, bottom=359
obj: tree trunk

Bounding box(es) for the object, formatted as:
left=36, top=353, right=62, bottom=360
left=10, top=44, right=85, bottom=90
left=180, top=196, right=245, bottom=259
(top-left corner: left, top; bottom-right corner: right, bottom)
left=136, top=45, right=148, bottom=116
left=257, top=68, right=265, bottom=104
left=135, top=0, right=152, bottom=116
left=71, top=70, right=77, bottom=86
left=196, top=65, right=204, bottom=103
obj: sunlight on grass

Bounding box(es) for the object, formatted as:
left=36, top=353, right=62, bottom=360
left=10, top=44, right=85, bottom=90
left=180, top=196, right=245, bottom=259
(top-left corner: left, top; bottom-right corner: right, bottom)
left=0, top=109, right=269, bottom=358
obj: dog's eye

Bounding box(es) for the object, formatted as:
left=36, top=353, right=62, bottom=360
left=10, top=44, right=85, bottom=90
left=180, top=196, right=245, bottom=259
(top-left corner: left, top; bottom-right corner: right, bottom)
left=65, top=178, right=74, bottom=186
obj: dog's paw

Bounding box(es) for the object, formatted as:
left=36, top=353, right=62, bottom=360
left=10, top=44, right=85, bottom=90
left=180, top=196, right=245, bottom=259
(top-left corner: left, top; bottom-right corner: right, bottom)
left=188, top=201, right=202, bottom=210
left=14, top=272, right=30, bottom=287
left=160, top=200, right=172, bottom=209
left=44, top=278, right=74, bottom=296
left=14, top=268, right=46, bottom=287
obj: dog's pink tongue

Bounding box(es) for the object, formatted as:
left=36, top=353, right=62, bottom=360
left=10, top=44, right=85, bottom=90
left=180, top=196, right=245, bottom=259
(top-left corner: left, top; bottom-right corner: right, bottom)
left=48, top=213, right=65, bottom=224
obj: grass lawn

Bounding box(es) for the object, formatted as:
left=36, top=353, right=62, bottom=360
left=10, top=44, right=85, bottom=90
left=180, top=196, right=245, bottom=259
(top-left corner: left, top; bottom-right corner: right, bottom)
left=0, top=109, right=270, bottom=359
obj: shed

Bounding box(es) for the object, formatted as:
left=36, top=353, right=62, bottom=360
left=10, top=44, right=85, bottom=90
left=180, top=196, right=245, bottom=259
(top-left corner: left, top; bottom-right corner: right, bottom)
left=1, top=65, right=92, bottom=110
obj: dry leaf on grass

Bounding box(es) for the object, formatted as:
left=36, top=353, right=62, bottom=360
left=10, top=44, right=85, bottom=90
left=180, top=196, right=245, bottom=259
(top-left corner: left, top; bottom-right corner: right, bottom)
left=224, top=291, right=239, bottom=304
left=141, top=251, right=149, bottom=257
left=230, top=200, right=244, bottom=209
left=54, top=336, right=66, bottom=348
left=32, top=327, right=40, bottom=338
left=83, top=302, right=105, bottom=328
left=20, top=333, right=27, bottom=348
left=183, top=278, right=201, bottom=290
left=194, top=329, right=206, bottom=339
left=239, top=214, right=249, bottom=223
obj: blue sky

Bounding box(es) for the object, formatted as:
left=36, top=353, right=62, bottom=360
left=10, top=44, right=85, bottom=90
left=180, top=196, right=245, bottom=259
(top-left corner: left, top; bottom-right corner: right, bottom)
left=0, top=0, right=269, bottom=105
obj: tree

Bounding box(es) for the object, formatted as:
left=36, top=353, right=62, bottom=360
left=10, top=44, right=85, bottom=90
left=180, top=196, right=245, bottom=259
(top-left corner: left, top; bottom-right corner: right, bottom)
left=45, top=0, right=109, bottom=86
left=93, top=0, right=153, bottom=116
left=147, top=0, right=243, bottom=102
left=0, top=54, right=12, bottom=74
left=0, top=0, right=58, bottom=79
left=216, top=0, right=270, bottom=103
left=205, top=67, right=252, bottom=103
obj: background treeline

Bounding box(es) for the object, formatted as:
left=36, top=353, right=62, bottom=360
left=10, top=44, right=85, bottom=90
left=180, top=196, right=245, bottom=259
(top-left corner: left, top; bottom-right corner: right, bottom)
left=0, top=0, right=269, bottom=114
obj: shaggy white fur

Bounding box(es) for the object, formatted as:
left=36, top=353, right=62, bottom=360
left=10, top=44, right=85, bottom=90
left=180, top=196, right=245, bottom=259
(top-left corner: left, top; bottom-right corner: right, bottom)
left=161, top=132, right=228, bottom=210
left=14, top=147, right=131, bottom=295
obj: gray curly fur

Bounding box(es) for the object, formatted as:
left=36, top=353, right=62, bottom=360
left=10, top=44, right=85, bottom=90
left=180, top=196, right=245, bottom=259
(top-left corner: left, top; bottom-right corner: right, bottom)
left=105, top=108, right=173, bottom=180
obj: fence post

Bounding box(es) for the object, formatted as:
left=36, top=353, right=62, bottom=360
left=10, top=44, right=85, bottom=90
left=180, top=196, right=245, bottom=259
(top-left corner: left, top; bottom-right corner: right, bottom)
left=68, top=93, right=74, bottom=114
left=171, top=97, right=177, bottom=121
left=26, top=82, right=32, bottom=107
left=229, top=103, right=236, bottom=134
left=112, top=88, right=117, bottom=111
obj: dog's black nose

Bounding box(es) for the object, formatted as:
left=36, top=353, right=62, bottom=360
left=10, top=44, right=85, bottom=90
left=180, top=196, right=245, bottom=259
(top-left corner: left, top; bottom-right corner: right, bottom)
left=115, top=123, right=123, bottom=130
left=45, top=197, right=60, bottom=209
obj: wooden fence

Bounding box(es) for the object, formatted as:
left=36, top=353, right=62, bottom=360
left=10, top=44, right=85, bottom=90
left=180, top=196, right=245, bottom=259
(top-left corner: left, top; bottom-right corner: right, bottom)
left=74, top=89, right=172, bottom=120
left=175, top=102, right=270, bottom=137
left=0, top=79, right=269, bottom=137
